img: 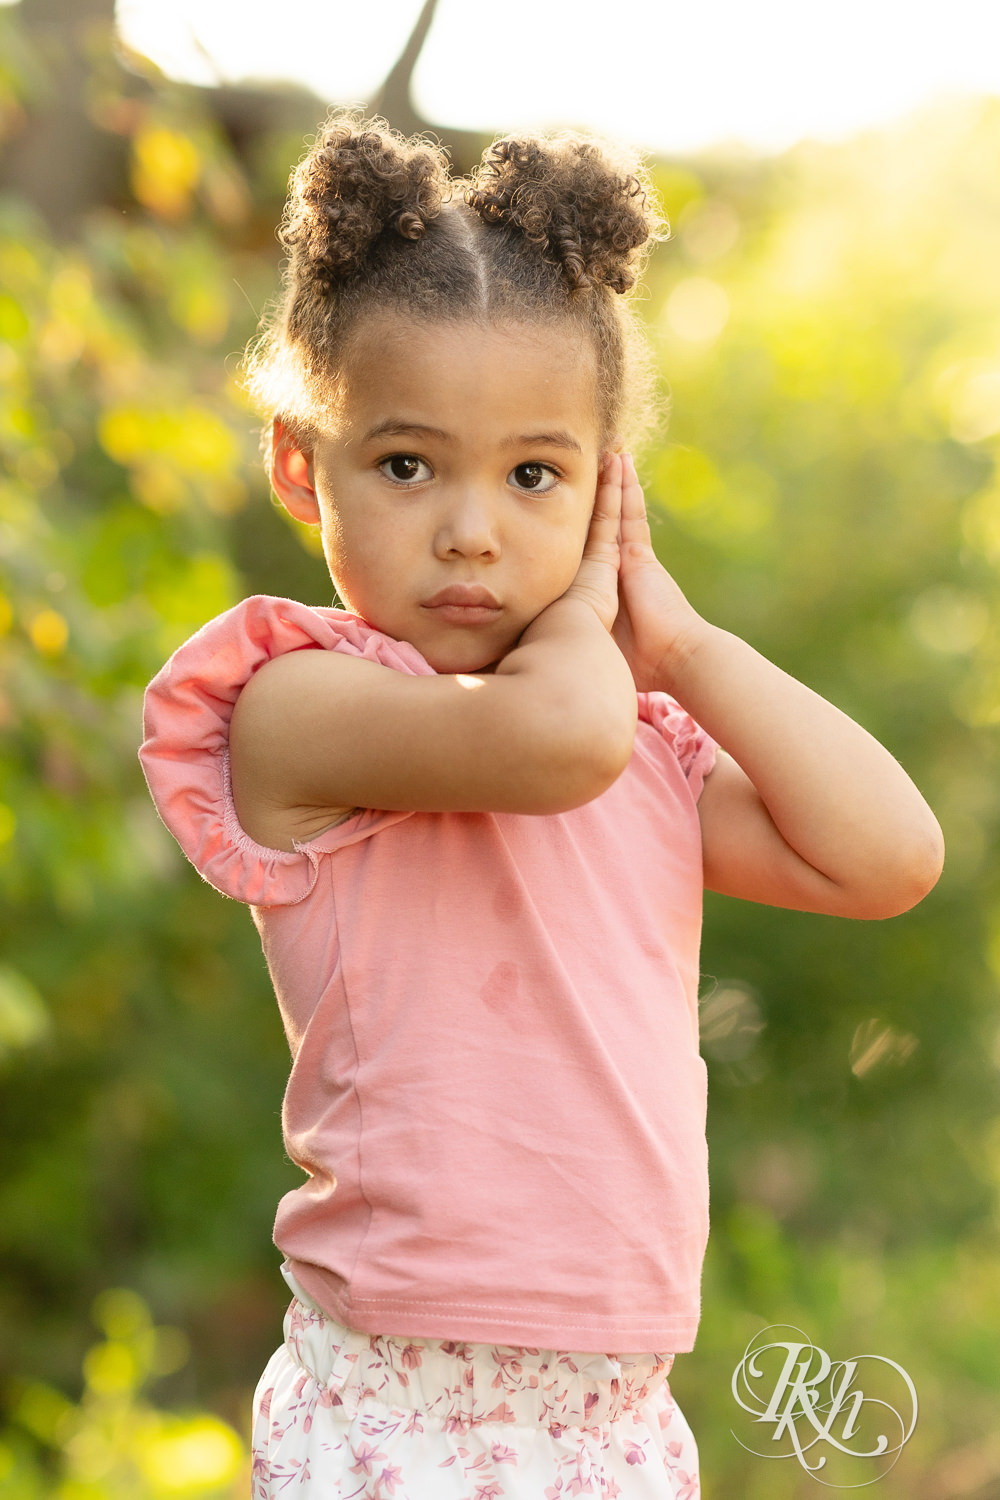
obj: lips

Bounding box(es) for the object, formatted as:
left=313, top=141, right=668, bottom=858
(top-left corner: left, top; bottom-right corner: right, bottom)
left=423, top=584, right=501, bottom=609
left=421, top=583, right=503, bottom=629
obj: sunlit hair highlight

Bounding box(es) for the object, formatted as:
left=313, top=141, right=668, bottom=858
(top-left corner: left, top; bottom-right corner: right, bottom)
left=242, top=110, right=667, bottom=471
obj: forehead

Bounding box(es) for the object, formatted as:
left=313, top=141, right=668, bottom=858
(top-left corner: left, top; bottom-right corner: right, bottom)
left=333, top=315, right=600, bottom=448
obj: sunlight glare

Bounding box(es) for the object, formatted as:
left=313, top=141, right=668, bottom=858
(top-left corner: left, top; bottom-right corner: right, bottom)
left=113, top=0, right=1000, bottom=154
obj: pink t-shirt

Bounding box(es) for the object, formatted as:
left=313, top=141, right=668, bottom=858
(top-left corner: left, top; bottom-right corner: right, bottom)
left=139, top=595, right=718, bottom=1353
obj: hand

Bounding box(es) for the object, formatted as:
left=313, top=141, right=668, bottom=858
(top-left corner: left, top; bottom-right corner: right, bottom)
left=560, top=452, right=623, bottom=632
left=609, top=452, right=707, bottom=693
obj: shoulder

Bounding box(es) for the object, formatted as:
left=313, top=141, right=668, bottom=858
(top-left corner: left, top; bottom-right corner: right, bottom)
left=138, top=595, right=427, bottom=903
left=637, top=690, right=718, bottom=800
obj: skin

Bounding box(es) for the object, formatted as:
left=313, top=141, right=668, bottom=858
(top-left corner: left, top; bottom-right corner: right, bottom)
left=273, top=316, right=605, bottom=676
left=248, top=310, right=945, bottom=917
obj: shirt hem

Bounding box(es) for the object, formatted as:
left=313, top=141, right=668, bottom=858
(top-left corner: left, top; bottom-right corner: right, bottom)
left=283, top=1258, right=701, bottom=1355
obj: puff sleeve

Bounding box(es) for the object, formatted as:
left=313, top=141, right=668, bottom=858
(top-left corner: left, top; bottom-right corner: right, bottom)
left=138, top=594, right=435, bottom=907
left=637, top=690, right=718, bottom=802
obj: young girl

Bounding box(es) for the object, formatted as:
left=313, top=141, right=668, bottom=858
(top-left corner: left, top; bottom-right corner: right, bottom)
left=138, top=114, right=943, bottom=1498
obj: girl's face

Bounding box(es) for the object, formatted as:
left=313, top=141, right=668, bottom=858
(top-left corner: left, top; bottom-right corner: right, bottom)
left=271, top=315, right=607, bottom=674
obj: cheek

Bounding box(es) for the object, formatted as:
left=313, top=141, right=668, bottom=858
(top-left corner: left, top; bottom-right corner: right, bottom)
left=529, top=504, right=593, bottom=583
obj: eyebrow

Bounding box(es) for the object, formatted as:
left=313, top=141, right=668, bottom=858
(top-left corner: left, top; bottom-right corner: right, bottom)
left=361, top=420, right=451, bottom=445
left=360, top=419, right=583, bottom=454
left=505, top=430, right=583, bottom=455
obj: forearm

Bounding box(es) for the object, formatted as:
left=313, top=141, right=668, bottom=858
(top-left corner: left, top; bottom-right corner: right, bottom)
left=661, top=623, right=944, bottom=897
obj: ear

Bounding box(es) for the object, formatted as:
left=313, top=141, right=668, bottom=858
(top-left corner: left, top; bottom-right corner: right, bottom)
left=270, top=418, right=321, bottom=524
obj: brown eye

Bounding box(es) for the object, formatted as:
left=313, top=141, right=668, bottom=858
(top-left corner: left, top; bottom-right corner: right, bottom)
left=380, top=454, right=430, bottom=484
left=510, top=462, right=558, bottom=493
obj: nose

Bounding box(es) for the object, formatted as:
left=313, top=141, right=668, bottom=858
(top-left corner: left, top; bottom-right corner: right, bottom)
left=433, top=490, right=500, bottom=560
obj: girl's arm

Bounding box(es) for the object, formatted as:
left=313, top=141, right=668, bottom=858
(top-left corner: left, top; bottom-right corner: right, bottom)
left=228, top=477, right=636, bottom=844
left=609, top=454, right=945, bottom=919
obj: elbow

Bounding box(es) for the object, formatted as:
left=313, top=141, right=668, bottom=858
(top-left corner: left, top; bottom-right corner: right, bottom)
left=848, top=817, right=946, bottom=920
left=564, top=718, right=637, bottom=809
left=524, top=690, right=638, bottom=814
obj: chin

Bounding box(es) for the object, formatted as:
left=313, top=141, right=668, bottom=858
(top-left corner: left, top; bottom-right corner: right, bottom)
left=421, top=640, right=507, bottom=675
left=427, top=651, right=498, bottom=675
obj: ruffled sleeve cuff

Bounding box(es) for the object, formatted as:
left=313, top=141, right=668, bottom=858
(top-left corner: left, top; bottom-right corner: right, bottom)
left=138, top=594, right=434, bottom=907
left=638, top=691, right=719, bottom=802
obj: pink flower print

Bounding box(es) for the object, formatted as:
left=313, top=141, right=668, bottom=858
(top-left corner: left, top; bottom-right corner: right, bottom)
left=604, top=1480, right=622, bottom=1498
left=378, top=1464, right=404, bottom=1495
left=624, top=1440, right=647, bottom=1465
left=584, top=1391, right=599, bottom=1416
left=674, top=1472, right=699, bottom=1499
left=544, top=1484, right=563, bottom=1499
left=474, top=1483, right=504, bottom=1500
left=293, top=1372, right=309, bottom=1400
left=401, top=1409, right=424, bottom=1435
left=481, top=1401, right=517, bottom=1424
left=250, top=1452, right=270, bottom=1496
left=658, top=1403, right=676, bottom=1433
left=491, top=1443, right=517, bottom=1464
left=666, top=1439, right=684, bottom=1459
left=400, top=1344, right=422, bottom=1369
left=349, top=1442, right=387, bottom=1476
left=257, top=1387, right=273, bottom=1421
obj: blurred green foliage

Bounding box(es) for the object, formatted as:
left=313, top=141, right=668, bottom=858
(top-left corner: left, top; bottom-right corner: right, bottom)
left=0, top=2, right=998, bottom=1494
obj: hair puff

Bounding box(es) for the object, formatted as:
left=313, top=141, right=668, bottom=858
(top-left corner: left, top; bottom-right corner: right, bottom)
left=464, top=134, right=665, bottom=294
left=280, top=111, right=452, bottom=290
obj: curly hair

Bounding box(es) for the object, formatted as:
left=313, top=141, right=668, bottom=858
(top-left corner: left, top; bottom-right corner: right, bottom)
left=243, top=110, right=667, bottom=465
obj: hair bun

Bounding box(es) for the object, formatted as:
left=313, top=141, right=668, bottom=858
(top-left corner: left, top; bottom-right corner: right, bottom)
left=280, top=112, right=451, bottom=290
left=465, top=134, right=664, bottom=294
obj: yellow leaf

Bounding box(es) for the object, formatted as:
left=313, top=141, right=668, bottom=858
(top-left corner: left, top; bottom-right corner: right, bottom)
left=29, top=608, right=68, bottom=656
left=131, top=127, right=201, bottom=221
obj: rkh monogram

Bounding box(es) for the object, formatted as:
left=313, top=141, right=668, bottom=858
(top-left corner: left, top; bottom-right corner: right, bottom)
left=730, top=1324, right=918, bottom=1486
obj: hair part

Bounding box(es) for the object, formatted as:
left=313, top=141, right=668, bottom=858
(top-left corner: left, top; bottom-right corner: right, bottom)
left=243, top=110, right=668, bottom=474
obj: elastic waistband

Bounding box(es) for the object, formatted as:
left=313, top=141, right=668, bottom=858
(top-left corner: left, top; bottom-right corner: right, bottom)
left=279, top=1264, right=674, bottom=1432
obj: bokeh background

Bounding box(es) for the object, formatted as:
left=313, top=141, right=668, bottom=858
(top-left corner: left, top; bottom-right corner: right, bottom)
left=1, top=0, right=999, bottom=1495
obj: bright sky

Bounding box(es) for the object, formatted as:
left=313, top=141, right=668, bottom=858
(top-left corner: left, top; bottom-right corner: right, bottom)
left=111, top=0, right=1000, bottom=155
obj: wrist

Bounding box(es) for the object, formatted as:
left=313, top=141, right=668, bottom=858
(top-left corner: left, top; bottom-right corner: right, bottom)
left=516, top=590, right=612, bottom=650
left=649, top=614, right=718, bottom=697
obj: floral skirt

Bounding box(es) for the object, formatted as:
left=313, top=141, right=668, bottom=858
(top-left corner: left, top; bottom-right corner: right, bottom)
left=251, top=1264, right=700, bottom=1498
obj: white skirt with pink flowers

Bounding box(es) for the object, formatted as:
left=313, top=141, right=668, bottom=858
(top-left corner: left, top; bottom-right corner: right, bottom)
left=250, top=1264, right=700, bottom=1498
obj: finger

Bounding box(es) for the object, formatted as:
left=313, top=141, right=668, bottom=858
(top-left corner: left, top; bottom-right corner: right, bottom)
left=618, top=453, right=652, bottom=554
left=585, top=452, right=623, bottom=556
